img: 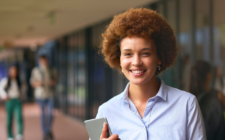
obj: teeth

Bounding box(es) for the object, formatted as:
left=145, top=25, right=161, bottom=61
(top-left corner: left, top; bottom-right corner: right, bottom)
left=132, top=71, right=143, bottom=74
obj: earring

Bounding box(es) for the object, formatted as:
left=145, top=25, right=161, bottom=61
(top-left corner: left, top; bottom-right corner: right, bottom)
left=157, top=65, right=161, bottom=71
left=121, top=69, right=123, bottom=73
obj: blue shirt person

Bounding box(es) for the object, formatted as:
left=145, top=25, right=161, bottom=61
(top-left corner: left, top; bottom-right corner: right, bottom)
left=98, top=8, right=206, bottom=140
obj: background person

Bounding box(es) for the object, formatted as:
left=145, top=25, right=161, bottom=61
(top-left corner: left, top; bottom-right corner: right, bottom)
left=189, top=60, right=225, bottom=140
left=97, top=8, right=206, bottom=140
left=0, top=64, right=24, bottom=140
left=30, top=55, right=57, bottom=140
left=214, top=66, right=225, bottom=96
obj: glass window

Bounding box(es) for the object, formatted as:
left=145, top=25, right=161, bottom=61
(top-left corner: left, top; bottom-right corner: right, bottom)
left=196, top=0, right=210, bottom=61
left=67, top=35, right=76, bottom=116
left=77, top=31, right=86, bottom=120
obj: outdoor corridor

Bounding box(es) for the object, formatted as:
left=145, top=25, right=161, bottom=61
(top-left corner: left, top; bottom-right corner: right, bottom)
left=0, top=103, right=89, bottom=140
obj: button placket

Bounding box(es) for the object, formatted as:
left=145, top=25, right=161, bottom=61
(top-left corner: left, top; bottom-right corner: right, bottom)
left=147, top=98, right=158, bottom=127
left=144, top=99, right=154, bottom=118
left=143, top=126, right=148, bottom=140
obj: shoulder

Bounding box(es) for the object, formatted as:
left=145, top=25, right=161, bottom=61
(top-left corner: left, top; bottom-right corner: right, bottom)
left=166, top=85, right=197, bottom=106
left=165, top=86, right=202, bottom=121
left=199, top=90, right=222, bottom=109
left=32, top=67, right=39, bottom=71
left=31, top=67, right=40, bottom=73
left=0, top=77, right=8, bottom=87
left=0, top=77, right=8, bottom=84
left=167, top=85, right=195, bottom=98
left=98, top=92, right=123, bottom=112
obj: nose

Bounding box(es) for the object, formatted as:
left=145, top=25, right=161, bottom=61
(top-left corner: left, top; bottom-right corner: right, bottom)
left=132, top=55, right=142, bottom=66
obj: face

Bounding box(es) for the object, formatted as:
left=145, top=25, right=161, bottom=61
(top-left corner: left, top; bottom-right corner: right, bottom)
left=120, top=36, right=161, bottom=85
left=39, top=57, right=48, bottom=67
left=9, top=66, right=18, bottom=79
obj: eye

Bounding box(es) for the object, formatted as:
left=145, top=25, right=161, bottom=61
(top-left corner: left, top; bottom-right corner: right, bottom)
left=142, top=53, right=150, bottom=56
left=124, top=53, right=131, bottom=56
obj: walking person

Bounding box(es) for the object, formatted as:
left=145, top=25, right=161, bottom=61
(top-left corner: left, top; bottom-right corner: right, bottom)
left=214, top=66, right=225, bottom=96
left=0, top=64, right=24, bottom=140
left=97, top=8, right=206, bottom=140
left=30, top=55, right=57, bottom=140
left=189, top=60, right=225, bottom=140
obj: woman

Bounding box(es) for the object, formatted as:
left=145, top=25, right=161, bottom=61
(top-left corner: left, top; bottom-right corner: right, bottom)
left=189, top=60, right=225, bottom=140
left=98, top=8, right=206, bottom=140
left=0, top=64, right=23, bottom=140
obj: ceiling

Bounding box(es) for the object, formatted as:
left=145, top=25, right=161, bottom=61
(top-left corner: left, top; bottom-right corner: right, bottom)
left=0, top=0, right=158, bottom=47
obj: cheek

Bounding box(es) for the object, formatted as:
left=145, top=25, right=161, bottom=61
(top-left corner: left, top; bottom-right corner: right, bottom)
left=144, top=57, right=158, bottom=66
left=120, top=58, right=130, bottom=68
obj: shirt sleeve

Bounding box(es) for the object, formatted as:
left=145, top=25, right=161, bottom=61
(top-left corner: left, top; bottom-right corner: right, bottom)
left=187, top=96, right=206, bottom=140
left=96, top=105, right=104, bottom=119
left=0, top=78, right=8, bottom=99
left=30, top=68, right=39, bottom=85
left=30, top=68, right=35, bottom=85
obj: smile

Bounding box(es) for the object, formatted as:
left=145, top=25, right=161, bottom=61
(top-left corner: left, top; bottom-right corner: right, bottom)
left=130, top=70, right=146, bottom=76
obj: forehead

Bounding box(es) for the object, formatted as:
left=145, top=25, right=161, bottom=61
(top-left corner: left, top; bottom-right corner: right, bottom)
left=120, top=36, right=155, bottom=50
left=10, top=66, right=17, bottom=71
left=39, top=57, right=47, bottom=61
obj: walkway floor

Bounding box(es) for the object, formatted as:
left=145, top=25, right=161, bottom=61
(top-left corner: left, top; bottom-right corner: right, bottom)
left=0, top=103, right=89, bottom=140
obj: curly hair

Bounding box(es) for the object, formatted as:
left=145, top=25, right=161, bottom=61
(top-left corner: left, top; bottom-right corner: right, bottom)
left=101, top=8, right=177, bottom=74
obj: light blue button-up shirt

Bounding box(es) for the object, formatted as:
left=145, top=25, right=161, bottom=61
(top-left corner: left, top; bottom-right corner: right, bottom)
left=96, top=78, right=206, bottom=140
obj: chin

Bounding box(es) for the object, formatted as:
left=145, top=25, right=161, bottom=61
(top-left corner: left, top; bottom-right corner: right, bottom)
left=130, top=79, right=149, bottom=86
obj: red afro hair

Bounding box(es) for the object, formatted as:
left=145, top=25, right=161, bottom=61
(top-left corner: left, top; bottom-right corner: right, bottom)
left=101, top=8, right=177, bottom=74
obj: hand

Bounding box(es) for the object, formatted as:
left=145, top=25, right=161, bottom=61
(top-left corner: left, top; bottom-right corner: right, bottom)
left=5, top=95, right=10, bottom=101
left=100, top=123, right=120, bottom=140
left=33, top=81, right=43, bottom=88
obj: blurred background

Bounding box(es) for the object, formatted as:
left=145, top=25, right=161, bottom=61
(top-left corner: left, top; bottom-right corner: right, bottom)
left=0, top=0, right=225, bottom=139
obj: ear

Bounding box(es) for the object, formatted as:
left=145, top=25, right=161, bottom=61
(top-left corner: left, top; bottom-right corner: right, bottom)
left=157, top=58, right=161, bottom=65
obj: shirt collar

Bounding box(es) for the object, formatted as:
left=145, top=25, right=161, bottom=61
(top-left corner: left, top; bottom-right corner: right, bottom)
left=121, top=77, right=168, bottom=102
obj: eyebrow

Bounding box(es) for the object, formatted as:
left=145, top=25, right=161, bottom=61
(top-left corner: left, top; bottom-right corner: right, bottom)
left=141, top=48, right=152, bottom=51
left=122, top=48, right=152, bottom=51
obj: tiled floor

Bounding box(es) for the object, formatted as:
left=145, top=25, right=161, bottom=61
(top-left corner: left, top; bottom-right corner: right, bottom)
left=0, top=103, right=89, bottom=140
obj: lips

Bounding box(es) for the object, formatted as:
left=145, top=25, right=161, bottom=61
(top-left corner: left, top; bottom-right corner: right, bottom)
left=130, top=69, right=146, bottom=76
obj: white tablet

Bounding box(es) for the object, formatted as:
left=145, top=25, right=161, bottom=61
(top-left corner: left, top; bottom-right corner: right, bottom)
left=84, top=117, right=112, bottom=140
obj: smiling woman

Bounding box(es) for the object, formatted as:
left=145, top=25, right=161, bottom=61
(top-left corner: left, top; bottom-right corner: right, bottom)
left=97, top=8, right=206, bottom=140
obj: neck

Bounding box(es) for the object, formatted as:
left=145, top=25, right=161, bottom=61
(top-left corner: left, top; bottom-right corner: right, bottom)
left=40, top=64, right=48, bottom=69
left=128, top=76, right=160, bottom=104
left=10, top=77, right=16, bottom=80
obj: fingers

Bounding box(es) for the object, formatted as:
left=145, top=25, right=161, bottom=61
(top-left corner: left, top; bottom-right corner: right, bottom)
left=100, top=123, right=120, bottom=140
left=108, top=134, right=119, bottom=140
left=102, top=135, right=119, bottom=140
left=100, top=123, right=108, bottom=140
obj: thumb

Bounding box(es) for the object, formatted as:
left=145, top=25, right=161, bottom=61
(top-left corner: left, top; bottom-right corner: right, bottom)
left=108, top=134, right=119, bottom=140
left=100, top=123, right=108, bottom=139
